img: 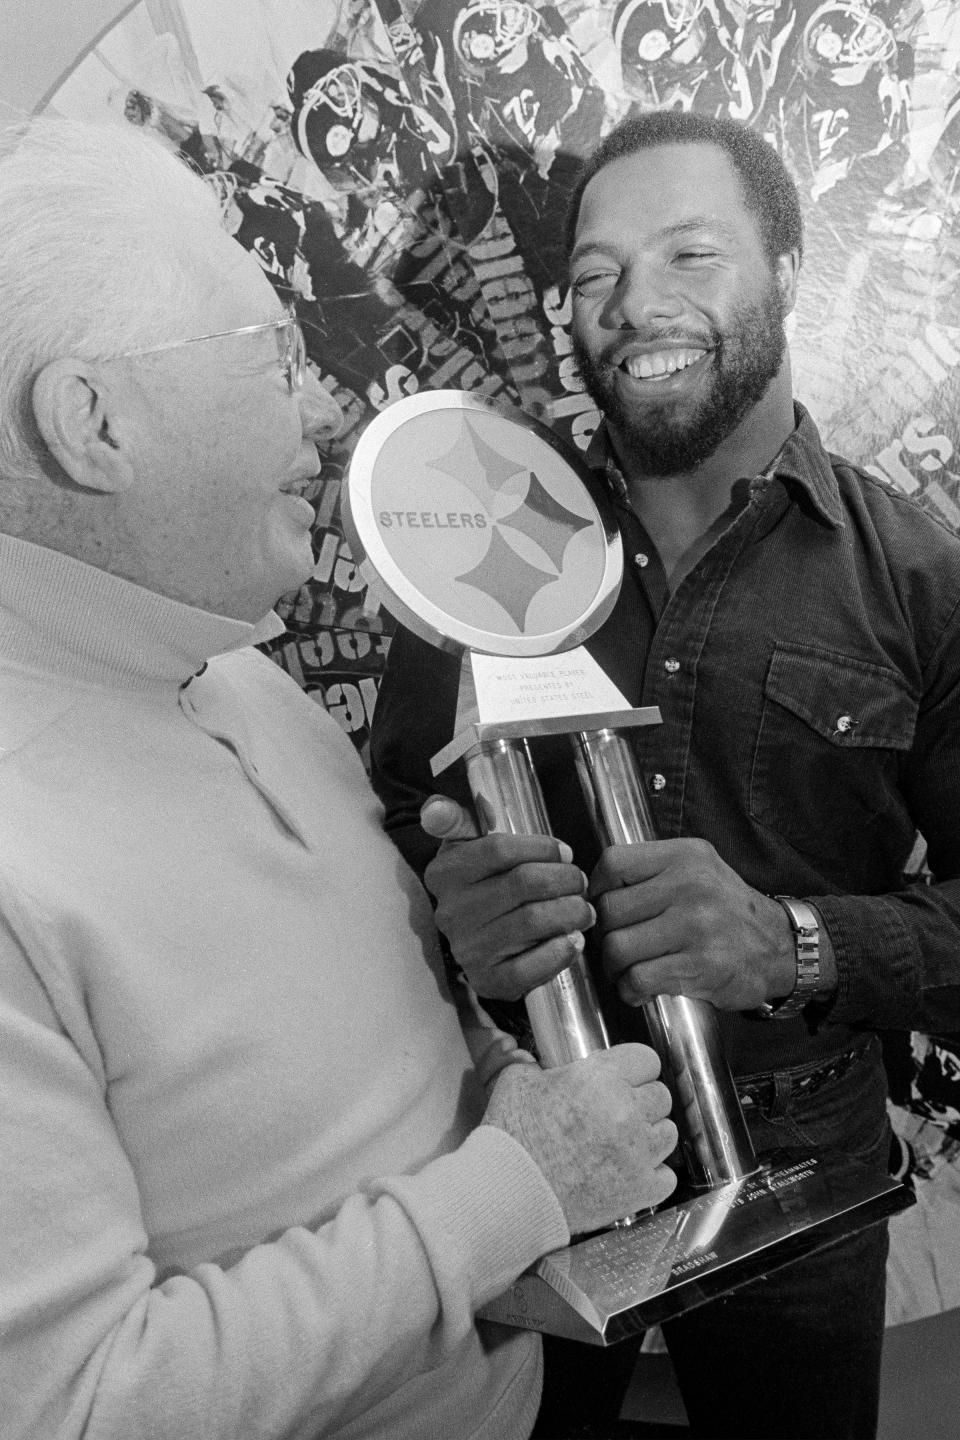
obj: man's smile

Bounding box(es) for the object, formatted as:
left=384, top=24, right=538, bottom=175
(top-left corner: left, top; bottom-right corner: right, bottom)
left=617, top=346, right=711, bottom=382
left=602, top=342, right=715, bottom=396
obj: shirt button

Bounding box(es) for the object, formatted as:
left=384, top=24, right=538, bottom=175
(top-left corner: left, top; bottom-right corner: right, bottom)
left=649, top=773, right=667, bottom=793
left=634, top=552, right=649, bottom=567
left=664, top=658, right=680, bottom=675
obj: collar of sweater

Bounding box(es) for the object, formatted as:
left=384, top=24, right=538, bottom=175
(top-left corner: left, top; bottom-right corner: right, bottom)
left=0, top=532, right=285, bottom=690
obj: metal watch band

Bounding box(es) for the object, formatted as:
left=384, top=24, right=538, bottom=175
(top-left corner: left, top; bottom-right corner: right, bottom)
left=755, top=896, right=821, bottom=1020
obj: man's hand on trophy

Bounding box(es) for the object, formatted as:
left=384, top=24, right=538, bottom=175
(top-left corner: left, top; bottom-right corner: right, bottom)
left=590, top=837, right=797, bottom=1010
left=484, top=1042, right=679, bottom=1234
left=420, top=795, right=595, bottom=1001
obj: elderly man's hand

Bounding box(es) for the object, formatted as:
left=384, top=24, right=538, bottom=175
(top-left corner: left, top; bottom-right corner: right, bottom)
left=484, top=1044, right=678, bottom=1234
left=590, top=837, right=798, bottom=1010
left=420, top=796, right=595, bottom=1001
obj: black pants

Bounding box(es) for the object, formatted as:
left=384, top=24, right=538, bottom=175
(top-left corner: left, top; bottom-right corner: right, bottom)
left=532, top=1040, right=891, bottom=1440
left=532, top=1335, right=648, bottom=1437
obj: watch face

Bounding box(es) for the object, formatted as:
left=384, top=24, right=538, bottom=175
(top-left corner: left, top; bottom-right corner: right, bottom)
left=344, top=389, right=623, bottom=657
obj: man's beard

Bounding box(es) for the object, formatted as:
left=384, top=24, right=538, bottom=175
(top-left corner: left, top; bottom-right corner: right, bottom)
left=572, top=278, right=788, bottom=477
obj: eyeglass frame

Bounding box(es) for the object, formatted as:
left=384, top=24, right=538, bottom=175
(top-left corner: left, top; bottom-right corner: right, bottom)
left=100, top=306, right=307, bottom=394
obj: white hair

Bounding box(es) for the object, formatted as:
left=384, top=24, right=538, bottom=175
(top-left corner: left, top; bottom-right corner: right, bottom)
left=0, top=117, right=231, bottom=484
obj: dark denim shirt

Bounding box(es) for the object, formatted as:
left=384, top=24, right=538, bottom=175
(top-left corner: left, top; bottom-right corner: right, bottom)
left=370, top=403, right=960, bottom=1075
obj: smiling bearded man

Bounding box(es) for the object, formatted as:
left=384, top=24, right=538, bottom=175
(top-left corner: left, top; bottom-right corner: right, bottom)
left=571, top=267, right=788, bottom=477
left=368, top=108, right=960, bottom=1440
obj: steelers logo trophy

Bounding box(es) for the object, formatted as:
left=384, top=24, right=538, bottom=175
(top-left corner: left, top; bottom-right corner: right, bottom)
left=345, top=390, right=912, bottom=1345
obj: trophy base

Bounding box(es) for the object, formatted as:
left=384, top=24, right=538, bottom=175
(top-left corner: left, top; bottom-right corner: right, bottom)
left=478, top=1147, right=913, bottom=1345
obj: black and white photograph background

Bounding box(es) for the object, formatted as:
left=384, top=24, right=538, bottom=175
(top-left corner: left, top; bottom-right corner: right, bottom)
left=4, top=0, right=960, bottom=1331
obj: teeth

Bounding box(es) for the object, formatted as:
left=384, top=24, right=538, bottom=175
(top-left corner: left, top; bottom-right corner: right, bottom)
left=622, top=348, right=706, bottom=379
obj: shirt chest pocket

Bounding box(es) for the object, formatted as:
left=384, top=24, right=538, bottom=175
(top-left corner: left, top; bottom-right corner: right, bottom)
left=749, top=643, right=917, bottom=866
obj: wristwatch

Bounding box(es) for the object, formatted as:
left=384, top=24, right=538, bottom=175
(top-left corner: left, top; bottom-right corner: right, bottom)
left=755, top=896, right=822, bottom=1020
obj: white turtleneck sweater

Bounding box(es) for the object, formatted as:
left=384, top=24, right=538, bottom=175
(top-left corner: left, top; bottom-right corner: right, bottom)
left=0, top=533, right=568, bottom=1440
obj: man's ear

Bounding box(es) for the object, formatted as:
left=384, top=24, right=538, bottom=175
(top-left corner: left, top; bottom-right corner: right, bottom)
left=31, top=358, right=135, bottom=493
left=776, top=249, right=801, bottom=318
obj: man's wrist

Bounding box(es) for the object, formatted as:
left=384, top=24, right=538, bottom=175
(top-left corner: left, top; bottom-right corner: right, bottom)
left=755, top=897, right=835, bottom=1019
left=809, top=907, right=838, bottom=996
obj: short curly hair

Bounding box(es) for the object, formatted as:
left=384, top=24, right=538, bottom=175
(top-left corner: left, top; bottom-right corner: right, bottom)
left=564, top=110, right=804, bottom=269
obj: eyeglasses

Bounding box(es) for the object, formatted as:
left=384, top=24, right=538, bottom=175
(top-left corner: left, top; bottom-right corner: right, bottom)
left=102, top=308, right=307, bottom=394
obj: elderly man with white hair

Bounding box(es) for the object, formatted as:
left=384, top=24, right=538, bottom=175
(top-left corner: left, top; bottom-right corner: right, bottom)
left=0, top=119, right=678, bottom=1440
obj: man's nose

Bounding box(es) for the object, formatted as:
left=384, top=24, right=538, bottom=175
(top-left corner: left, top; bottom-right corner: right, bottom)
left=609, top=265, right=683, bottom=330
left=300, top=376, right=343, bottom=444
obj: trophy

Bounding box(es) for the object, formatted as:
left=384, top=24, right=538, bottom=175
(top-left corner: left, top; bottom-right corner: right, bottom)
left=344, top=390, right=912, bottom=1345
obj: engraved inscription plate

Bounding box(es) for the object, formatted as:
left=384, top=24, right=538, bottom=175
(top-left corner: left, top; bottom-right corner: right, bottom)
left=479, top=1148, right=914, bottom=1344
